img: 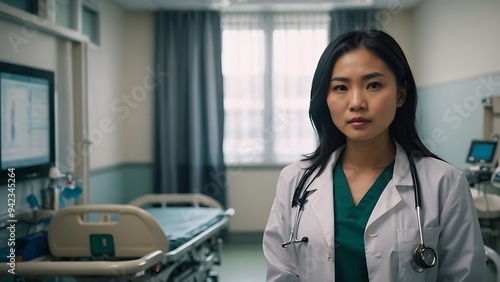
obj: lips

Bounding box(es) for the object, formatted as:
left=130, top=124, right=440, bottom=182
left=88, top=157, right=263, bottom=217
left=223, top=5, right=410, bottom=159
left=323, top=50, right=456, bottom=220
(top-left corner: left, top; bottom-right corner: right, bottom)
left=348, top=117, right=370, bottom=123
left=348, top=117, right=370, bottom=127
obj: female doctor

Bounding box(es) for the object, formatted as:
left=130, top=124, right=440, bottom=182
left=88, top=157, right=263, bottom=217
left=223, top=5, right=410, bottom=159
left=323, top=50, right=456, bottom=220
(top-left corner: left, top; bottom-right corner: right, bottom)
left=262, top=29, right=486, bottom=281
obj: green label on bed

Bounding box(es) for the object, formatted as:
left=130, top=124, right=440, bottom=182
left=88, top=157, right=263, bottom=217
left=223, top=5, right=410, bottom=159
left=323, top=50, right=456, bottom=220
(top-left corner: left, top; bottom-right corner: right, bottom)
left=90, top=234, right=115, bottom=256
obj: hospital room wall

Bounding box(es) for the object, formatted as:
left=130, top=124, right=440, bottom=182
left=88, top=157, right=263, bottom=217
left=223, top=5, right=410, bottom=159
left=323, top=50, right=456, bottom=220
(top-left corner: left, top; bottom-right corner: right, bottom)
left=86, top=2, right=154, bottom=170
left=0, top=15, right=75, bottom=216
left=84, top=2, right=155, bottom=204
left=412, top=0, right=500, bottom=171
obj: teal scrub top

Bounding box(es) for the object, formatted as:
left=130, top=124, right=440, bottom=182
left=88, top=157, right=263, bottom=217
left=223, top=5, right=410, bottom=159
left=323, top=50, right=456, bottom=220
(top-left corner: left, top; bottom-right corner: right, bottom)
left=334, top=160, right=394, bottom=281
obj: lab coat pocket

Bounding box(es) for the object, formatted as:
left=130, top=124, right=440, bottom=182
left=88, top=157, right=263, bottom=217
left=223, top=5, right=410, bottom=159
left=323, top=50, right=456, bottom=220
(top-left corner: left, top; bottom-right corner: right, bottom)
left=397, top=227, right=440, bottom=281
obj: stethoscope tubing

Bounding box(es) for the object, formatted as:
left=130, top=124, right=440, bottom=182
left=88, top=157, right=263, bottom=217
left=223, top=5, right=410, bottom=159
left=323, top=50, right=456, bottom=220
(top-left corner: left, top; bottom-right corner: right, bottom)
left=281, top=150, right=437, bottom=271
left=407, top=152, right=427, bottom=246
left=282, top=205, right=308, bottom=247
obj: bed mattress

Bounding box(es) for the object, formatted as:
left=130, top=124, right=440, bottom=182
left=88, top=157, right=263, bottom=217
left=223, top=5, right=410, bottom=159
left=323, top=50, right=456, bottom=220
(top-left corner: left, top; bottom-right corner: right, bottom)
left=145, top=207, right=225, bottom=250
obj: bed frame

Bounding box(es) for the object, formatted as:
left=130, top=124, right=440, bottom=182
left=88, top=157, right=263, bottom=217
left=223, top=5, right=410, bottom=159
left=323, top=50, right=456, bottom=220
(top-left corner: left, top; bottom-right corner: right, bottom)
left=0, top=193, right=234, bottom=282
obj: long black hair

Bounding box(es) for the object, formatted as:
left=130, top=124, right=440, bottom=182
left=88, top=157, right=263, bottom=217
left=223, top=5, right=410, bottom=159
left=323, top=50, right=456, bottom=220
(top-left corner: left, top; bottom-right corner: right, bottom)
left=302, top=29, right=438, bottom=180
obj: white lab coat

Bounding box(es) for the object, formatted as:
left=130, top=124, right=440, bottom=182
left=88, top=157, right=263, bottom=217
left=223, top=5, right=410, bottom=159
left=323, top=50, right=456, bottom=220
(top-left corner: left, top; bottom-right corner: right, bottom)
left=263, top=143, right=486, bottom=281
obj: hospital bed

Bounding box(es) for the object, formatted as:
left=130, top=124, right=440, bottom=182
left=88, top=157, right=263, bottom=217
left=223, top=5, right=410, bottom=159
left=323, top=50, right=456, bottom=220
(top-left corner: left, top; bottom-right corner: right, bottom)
left=0, top=193, right=234, bottom=282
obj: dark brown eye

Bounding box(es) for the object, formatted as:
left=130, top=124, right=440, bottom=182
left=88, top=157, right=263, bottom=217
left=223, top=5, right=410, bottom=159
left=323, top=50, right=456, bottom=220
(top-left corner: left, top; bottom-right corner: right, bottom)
left=333, top=85, right=347, bottom=92
left=367, top=82, right=381, bottom=89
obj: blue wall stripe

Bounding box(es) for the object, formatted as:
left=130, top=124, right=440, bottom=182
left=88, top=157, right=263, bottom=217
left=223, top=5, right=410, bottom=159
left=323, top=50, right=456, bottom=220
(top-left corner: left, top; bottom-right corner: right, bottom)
left=89, top=163, right=154, bottom=204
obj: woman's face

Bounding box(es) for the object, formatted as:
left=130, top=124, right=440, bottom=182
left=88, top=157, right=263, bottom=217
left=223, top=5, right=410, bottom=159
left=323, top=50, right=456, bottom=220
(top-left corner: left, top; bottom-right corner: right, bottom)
left=326, top=48, right=405, bottom=143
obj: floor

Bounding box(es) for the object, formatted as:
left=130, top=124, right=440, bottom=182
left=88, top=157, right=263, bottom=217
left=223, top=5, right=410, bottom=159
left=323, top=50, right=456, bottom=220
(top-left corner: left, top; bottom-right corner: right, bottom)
left=0, top=242, right=267, bottom=282
left=214, top=242, right=267, bottom=282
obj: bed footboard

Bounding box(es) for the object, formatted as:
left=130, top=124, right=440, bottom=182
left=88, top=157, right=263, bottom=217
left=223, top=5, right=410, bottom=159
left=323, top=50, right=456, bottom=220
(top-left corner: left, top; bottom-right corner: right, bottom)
left=49, top=204, right=169, bottom=258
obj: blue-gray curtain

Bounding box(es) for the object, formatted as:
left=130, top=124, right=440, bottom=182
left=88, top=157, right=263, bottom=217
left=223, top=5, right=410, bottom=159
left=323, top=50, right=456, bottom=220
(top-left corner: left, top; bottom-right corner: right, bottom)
left=329, top=9, right=376, bottom=42
left=154, top=11, right=226, bottom=208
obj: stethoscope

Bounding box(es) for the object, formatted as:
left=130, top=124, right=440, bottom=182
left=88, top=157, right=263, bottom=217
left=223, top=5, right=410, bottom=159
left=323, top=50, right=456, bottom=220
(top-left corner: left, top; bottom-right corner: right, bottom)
left=281, top=151, right=437, bottom=273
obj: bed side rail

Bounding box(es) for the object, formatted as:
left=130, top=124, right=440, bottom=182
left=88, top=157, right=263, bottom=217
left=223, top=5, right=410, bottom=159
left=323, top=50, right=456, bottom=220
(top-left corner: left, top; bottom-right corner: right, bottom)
left=0, top=251, right=163, bottom=277
left=48, top=205, right=169, bottom=258
left=129, top=193, right=222, bottom=209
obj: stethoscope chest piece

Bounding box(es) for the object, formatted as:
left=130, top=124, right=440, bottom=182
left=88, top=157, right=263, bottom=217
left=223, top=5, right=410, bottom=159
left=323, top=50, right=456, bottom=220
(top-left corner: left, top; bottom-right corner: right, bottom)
left=412, top=244, right=437, bottom=272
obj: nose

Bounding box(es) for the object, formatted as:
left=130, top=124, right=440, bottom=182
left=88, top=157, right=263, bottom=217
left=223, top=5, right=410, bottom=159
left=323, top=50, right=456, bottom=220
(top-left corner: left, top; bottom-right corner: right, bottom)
left=349, top=89, right=367, bottom=111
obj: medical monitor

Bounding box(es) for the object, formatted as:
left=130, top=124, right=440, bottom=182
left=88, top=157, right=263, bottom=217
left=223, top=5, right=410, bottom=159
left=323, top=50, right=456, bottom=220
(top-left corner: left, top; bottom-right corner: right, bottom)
left=0, top=61, right=55, bottom=184
left=465, top=140, right=498, bottom=167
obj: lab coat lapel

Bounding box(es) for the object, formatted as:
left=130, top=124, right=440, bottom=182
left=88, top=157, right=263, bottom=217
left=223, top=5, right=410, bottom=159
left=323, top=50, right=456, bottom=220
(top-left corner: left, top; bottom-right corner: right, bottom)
left=367, top=143, right=413, bottom=227
left=303, top=143, right=413, bottom=246
left=306, top=148, right=343, bottom=249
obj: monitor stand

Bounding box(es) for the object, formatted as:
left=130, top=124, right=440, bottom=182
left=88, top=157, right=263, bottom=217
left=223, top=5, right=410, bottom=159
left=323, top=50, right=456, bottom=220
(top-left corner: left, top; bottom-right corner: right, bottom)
left=466, top=165, right=492, bottom=186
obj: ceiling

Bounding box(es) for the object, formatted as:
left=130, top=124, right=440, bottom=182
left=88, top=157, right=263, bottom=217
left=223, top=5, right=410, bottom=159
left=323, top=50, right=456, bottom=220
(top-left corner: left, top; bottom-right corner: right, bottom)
left=110, top=0, right=422, bottom=12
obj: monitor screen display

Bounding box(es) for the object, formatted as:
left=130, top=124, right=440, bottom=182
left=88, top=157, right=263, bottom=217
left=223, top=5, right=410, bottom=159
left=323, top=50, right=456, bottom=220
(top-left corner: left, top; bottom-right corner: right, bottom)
left=0, top=62, right=55, bottom=183
left=466, top=140, right=498, bottom=165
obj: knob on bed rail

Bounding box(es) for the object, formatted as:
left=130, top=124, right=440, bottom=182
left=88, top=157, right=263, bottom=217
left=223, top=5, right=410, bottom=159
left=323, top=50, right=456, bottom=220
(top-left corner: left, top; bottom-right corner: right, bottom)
left=224, top=208, right=236, bottom=217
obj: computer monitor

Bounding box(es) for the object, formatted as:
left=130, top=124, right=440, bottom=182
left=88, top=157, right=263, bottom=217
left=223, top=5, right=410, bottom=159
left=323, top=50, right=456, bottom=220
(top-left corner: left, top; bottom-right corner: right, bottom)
left=466, top=140, right=498, bottom=167
left=0, top=61, right=55, bottom=184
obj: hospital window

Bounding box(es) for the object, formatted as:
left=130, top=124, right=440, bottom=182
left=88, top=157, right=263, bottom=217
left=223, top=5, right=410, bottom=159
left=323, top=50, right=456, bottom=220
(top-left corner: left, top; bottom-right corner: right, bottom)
left=222, top=13, right=329, bottom=165
left=0, top=0, right=37, bottom=14
left=82, top=0, right=100, bottom=45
